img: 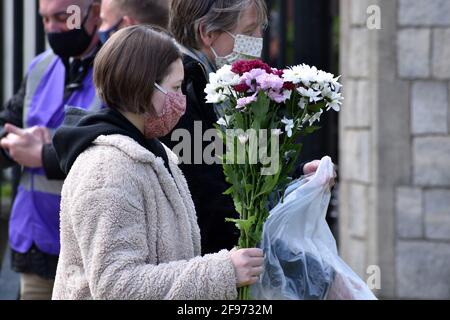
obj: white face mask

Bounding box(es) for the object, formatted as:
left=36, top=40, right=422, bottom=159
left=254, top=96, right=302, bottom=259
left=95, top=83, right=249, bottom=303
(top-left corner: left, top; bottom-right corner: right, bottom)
left=210, top=31, right=263, bottom=69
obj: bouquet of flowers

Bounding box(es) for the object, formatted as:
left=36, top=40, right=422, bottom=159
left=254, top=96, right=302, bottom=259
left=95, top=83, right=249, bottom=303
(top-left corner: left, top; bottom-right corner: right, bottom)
left=204, top=60, right=343, bottom=300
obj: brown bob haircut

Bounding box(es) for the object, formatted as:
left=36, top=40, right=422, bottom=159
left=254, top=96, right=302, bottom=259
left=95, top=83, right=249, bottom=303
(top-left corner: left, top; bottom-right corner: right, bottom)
left=93, top=25, right=181, bottom=114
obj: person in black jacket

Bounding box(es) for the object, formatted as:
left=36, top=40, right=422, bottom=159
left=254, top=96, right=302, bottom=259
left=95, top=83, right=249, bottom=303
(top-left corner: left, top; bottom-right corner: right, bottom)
left=163, top=0, right=326, bottom=255
left=0, top=0, right=171, bottom=181
left=0, top=0, right=170, bottom=299
left=0, top=0, right=102, bottom=300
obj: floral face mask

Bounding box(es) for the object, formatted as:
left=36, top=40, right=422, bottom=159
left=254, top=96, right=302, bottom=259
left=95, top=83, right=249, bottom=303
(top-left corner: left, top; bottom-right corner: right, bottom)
left=144, top=83, right=187, bottom=139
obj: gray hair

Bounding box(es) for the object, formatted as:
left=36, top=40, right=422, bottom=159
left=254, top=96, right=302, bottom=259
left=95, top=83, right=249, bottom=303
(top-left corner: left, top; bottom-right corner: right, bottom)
left=170, top=0, right=268, bottom=50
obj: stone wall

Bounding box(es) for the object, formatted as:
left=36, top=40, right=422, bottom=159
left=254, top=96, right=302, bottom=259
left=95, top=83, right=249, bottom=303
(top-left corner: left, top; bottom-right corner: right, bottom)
left=340, top=0, right=450, bottom=299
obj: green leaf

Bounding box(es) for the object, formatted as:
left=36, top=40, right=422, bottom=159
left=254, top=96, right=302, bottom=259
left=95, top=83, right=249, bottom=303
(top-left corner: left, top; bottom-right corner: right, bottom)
left=225, top=216, right=256, bottom=234
left=307, top=101, right=326, bottom=113
left=234, top=112, right=245, bottom=129
left=251, top=119, right=261, bottom=131
left=233, top=200, right=243, bottom=215
left=223, top=164, right=240, bottom=189
left=223, top=187, right=234, bottom=195
left=251, top=92, right=270, bottom=131
left=255, top=170, right=281, bottom=198
left=244, top=184, right=254, bottom=195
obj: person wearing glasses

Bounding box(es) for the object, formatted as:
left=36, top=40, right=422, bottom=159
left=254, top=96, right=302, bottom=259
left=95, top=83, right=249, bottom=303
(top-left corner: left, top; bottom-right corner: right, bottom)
left=162, top=0, right=325, bottom=256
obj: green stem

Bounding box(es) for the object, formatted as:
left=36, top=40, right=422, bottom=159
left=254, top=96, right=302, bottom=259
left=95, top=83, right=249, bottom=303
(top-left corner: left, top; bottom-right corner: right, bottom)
left=238, top=285, right=251, bottom=300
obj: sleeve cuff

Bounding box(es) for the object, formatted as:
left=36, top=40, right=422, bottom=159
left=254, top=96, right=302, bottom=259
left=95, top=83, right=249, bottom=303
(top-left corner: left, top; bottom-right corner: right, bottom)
left=42, top=143, right=66, bottom=180
left=0, top=128, right=16, bottom=168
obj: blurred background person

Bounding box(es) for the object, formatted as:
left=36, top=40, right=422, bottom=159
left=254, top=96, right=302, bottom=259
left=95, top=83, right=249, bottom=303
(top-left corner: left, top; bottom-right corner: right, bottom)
left=0, top=0, right=171, bottom=300
left=0, top=0, right=102, bottom=300
left=97, top=0, right=169, bottom=44
left=163, top=0, right=323, bottom=256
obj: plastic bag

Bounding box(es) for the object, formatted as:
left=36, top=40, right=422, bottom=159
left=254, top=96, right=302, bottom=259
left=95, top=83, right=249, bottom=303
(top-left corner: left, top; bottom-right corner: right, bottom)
left=252, top=156, right=377, bottom=300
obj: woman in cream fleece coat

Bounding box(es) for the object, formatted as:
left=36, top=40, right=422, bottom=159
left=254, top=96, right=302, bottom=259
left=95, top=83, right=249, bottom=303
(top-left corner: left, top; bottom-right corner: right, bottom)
left=52, top=26, right=264, bottom=300
left=53, top=134, right=237, bottom=299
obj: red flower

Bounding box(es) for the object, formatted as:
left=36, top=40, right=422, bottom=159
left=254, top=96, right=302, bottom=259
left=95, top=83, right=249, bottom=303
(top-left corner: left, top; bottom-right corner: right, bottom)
left=234, top=83, right=251, bottom=93
left=231, top=59, right=273, bottom=75
left=272, top=68, right=284, bottom=77
left=283, top=81, right=296, bottom=91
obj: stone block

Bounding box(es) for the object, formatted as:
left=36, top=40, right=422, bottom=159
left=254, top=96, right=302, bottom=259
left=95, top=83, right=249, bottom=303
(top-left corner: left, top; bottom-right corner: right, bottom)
left=349, top=28, right=370, bottom=78
left=432, top=29, right=450, bottom=79
left=341, top=130, right=372, bottom=184
left=342, top=80, right=371, bottom=128
left=396, top=187, right=423, bottom=238
left=399, top=0, right=450, bottom=26
left=398, top=29, right=430, bottom=78
left=413, top=137, right=450, bottom=186
left=411, top=81, right=448, bottom=134
left=424, top=189, right=450, bottom=240
left=349, top=183, right=369, bottom=238
left=397, top=241, right=450, bottom=299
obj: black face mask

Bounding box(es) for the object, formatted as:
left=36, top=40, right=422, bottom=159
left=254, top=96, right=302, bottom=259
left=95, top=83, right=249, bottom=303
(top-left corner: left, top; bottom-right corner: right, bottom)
left=47, top=5, right=96, bottom=59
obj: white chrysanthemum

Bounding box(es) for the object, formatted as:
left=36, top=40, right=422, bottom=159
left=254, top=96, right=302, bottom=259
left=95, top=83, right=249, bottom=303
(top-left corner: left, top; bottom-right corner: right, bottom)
left=297, top=87, right=322, bottom=103
left=326, top=92, right=344, bottom=112
left=284, top=64, right=342, bottom=96
left=331, top=76, right=342, bottom=91
left=204, top=78, right=235, bottom=104
left=309, top=110, right=324, bottom=125
left=283, top=64, right=317, bottom=84
left=281, top=117, right=295, bottom=138
left=321, top=85, right=333, bottom=99
left=301, top=113, right=311, bottom=124
left=282, top=64, right=318, bottom=85
left=205, top=66, right=240, bottom=103
left=204, top=83, right=228, bottom=104
left=298, top=97, right=308, bottom=110
left=282, top=66, right=302, bottom=84
left=214, top=65, right=240, bottom=87
left=311, top=83, right=322, bottom=91
left=298, top=64, right=319, bottom=86
left=316, top=70, right=335, bottom=85
left=217, top=117, right=227, bottom=126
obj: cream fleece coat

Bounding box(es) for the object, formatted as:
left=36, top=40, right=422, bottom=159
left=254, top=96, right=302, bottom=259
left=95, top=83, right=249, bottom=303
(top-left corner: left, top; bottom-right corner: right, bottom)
left=52, top=134, right=237, bottom=300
